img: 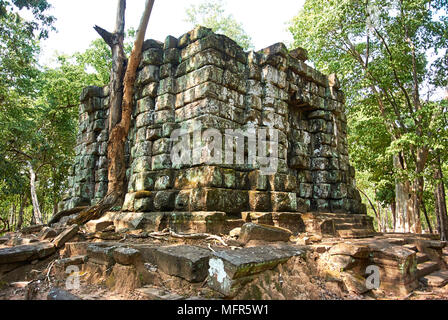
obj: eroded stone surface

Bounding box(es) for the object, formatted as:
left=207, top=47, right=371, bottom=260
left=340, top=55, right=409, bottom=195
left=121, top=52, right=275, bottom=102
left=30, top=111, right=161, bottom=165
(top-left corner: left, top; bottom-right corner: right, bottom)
left=208, top=245, right=305, bottom=296
left=239, top=223, right=292, bottom=244
left=0, top=242, right=55, bottom=265
left=154, top=245, right=211, bottom=282
left=113, top=247, right=142, bottom=266
left=53, top=225, right=79, bottom=248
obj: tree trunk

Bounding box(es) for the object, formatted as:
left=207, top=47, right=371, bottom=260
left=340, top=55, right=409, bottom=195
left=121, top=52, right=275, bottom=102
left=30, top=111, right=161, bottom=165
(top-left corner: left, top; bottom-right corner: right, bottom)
left=17, top=194, right=27, bottom=230
left=95, top=0, right=127, bottom=135
left=409, top=147, right=428, bottom=234
left=28, top=163, right=43, bottom=225
left=8, top=202, right=16, bottom=232
left=422, top=199, right=433, bottom=234
left=391, top=201, right=397, bottom=231
left=72, top=0, right=155, bottom=226
left=107, top=0, right=154, bottom=202
left=394, top=154, right=413, bottom=233
left=434, top=156, right=448, bottom=241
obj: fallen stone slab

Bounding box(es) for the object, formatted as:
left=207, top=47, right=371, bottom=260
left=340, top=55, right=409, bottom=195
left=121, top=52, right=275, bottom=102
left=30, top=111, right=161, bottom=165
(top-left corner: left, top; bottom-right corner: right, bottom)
left=20, top=225, right=45, bottom=235
left=53, top=225, right=79, bottom=248
left=239, top=223, right=292, bottom=244
left=154, top=245, right=211, bottom=282
left=34, top=242, right=57, bottom=260
left=328, top=243, right=370, bottom=259
left=208, top=245, right=305, bottom=297
left=0, top=242, right=56, bottom=264
left=38, top=227, right=58, bottom=240
left=85, top=219, right=114, bottom=233
left=416, top=261, right=440, bottom=279
left=420, top=270, right=448, bottom=287
left=113, top=247, right=141, bottom=266
left=47, top=288, right=82, bottom=301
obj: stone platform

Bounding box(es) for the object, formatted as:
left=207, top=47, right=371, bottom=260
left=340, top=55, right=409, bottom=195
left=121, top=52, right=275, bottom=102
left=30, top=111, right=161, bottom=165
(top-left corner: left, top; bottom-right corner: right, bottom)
left=92, top=210, right=376, bottom=240
left=0, top=220, right=447, bottom=300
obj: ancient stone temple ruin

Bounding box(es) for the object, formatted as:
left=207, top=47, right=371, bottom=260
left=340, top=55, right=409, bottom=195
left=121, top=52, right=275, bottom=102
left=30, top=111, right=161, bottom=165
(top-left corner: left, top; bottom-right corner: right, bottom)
left=2, top=27, right=448, bottom=301
left=60, top=26, right=371, bottom=237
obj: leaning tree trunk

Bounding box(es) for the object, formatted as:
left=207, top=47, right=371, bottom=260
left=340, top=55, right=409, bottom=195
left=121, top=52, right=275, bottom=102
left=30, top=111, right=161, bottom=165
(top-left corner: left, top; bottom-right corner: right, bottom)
left=72, top=0, right=155, bottom=226
left=28, top=162, right=43, bottom=225
left=422, top=199, right=433, bottom=234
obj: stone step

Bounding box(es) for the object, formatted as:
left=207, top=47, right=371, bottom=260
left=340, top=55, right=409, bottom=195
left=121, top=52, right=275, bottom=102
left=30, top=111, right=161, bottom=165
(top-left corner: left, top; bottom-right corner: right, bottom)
left=420, top=270, right=448, bottom=288
left=416, top=253, right=430, bottom=264
left=208, top=245, right=306, bottom=297
left=335, top=223, right=365, bottom=230
left=337, top=229, right=375, bottom=239
left=303, top=212, right=367, bottom=219
left=416, top=261, right=440, bottom=279
left=304, top=216, right=372, bottom=226
left=153, top=245, right=211, bottom=283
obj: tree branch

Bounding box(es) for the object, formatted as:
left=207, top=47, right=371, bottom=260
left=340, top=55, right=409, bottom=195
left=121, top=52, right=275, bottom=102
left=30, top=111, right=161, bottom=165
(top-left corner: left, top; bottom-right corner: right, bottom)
left=94, top=25, right=115, bottom=47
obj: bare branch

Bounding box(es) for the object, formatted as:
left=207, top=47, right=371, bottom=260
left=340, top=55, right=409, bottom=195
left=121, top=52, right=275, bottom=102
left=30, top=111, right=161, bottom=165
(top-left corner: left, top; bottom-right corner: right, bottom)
left=94, top=25, right=114, bottom=47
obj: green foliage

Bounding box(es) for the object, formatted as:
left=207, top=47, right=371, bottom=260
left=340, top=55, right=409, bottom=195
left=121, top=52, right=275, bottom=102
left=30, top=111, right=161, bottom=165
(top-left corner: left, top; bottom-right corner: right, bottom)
left=0, top=0, right=55, bottom=39
left=185, top=0, right=253, bottom=50
left=0, top=6, right=135, bottom=229
left=73, top=28, right=135, bottom=85
left=290, top=0, right=448, bottom=230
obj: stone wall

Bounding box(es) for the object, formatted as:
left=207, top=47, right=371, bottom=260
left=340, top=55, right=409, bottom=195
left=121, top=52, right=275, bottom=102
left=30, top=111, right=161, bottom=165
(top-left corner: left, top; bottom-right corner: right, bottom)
left=60, top=26, right=367, bottom=218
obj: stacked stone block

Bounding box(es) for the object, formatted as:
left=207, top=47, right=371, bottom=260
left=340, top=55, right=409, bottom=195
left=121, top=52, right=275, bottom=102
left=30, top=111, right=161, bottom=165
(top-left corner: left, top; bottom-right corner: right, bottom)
left=62, top=26, right=367, bottom=220
left=60, top=86, right=110, bottom=210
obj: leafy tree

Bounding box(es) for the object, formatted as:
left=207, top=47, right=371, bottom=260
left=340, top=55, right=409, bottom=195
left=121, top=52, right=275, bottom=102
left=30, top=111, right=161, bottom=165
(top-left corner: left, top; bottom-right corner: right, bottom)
left=0, top=0, right=55, bottom=39
left=0, top=2, right=50, bottom=227
left=185, top=0, right=253, bottom=50
left=290, top=0, right=448, bottom=235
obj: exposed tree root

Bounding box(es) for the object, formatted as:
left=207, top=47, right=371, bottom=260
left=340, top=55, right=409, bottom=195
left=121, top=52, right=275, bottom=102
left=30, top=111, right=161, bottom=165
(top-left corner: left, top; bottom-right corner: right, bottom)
left=69, top=192, right=121, bottom=226
left=48, top=206, right=88, bottom=225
